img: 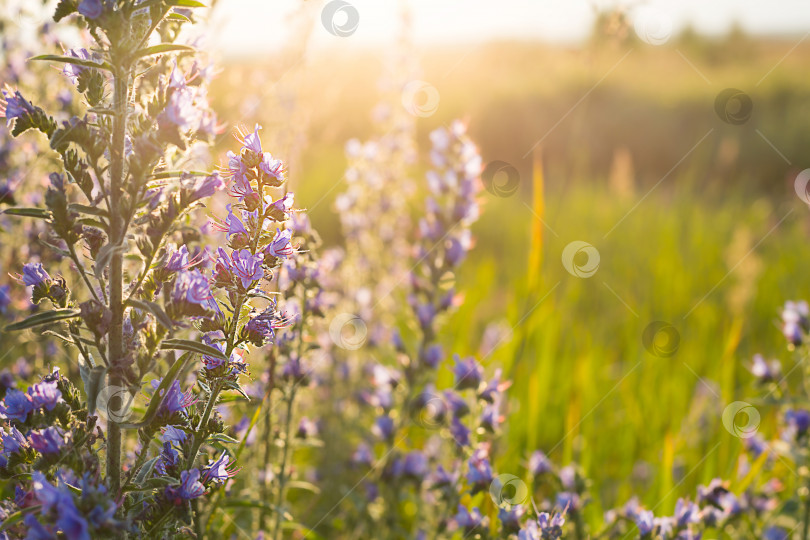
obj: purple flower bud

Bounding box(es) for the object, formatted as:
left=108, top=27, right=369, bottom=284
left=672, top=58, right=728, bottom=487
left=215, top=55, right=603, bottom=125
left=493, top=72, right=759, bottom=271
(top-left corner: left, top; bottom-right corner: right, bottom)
left=421, top=344, right=443, bottom=369
left=785, top=408, right=810, bottom=439
left=78, top=0, right=103, bottom=18
left=443, top=390, right=469, bottom=418
left=352, top=442, right=373, bottom=466
left=449, top=416, right=471, bottom=447
left=372, top=415, right=395, bottom=441
left=528, top=450, right=553, bottom=476
left=749, top=354, right=781, bottom=383
left=296, top=417, right=318, bottom=439
left=453, top=355, right=483, bottom=391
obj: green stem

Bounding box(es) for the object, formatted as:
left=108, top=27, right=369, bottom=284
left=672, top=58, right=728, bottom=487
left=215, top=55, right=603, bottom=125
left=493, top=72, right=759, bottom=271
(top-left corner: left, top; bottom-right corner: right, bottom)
left=272, top=386, right=297, bottom=540
left=106, top=60, right=131, bottom=497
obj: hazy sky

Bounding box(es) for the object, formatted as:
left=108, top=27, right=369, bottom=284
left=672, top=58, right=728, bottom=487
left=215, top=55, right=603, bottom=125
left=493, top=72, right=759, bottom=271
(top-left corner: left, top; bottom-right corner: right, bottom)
left=210, top=0, right=810, bottom=54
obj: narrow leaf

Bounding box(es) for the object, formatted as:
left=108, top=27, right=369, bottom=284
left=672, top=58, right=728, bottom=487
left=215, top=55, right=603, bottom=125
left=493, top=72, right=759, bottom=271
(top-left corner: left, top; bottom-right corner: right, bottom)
left=160, top=338, right=225, bottom=360
left=133, top=44, right=195, bottom=60
left=4, top=309, right=81, bottom=332
left=2, top=207, right=51, bottom=219
left=126, top=298, right=174, bottom=330
left=118, top=352, right=191, bottom=429
left=30, top=54, right=112, bottom=71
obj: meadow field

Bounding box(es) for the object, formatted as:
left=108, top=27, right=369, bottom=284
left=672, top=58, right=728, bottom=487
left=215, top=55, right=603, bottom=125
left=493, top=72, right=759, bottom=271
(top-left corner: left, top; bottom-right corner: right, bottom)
left=211, top=28, right=810, bottom=528
left=1, top=2, right=810, bottom=538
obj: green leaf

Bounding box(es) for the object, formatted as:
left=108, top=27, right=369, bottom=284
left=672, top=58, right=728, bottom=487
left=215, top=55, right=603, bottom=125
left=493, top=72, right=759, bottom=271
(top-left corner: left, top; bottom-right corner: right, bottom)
left=2, top=207, right=51, bottom=219
left=123, top=476, right=177, bottom=492
left=4, top=309, right=81, bottom=332
left=126, top=298, right=174, bottom=330
left=69, top=203, right=109, bottom=217
left=79, top=355, right=107, bottom=415
left=30, top=54, right=112, bottom=71
left=94, top=239, right=128, bottom=281
left=205, top=433, right=238, bottom=445
left=287, top=480, right=321, bottom=495
left=0, top=505, right=41, bottom=532
left=132, top=44, right=195, bottom=60
left=166, top=12, right=191, bottom=22
left=149, top=170, right=211, bottom=180
left=118, top=352, right=191, bottom=429
left=160, top=338, right=226, bottom=360
left=54, top=0, right=78, bottom=22
left=133, top=456, right=160, bottom=486
left=167, top=0, right=207, bottom=7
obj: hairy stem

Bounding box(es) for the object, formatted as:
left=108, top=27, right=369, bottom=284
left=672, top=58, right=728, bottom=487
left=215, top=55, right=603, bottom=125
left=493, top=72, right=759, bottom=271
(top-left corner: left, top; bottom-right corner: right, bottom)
left=106, top=61, right=130, bottom=497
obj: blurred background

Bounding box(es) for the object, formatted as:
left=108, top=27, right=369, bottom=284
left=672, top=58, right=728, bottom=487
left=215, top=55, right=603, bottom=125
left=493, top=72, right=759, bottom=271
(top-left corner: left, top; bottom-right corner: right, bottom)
left=207, top=0, right=810, bottom=522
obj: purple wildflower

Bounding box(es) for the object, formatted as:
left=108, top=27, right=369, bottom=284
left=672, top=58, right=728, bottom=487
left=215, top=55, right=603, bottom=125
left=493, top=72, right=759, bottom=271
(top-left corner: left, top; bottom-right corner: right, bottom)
left=232, top=249, right=264, bottom=289
left=265, top=192, right=294, bottom=221
left=0, top=426, right=27, bottom=465
left=150, top=379, right=196, bottom=414
left=165, top=245, right=191, bottom=272
left=466, top=448, right=493, bottom=493
left=454, top=505, right=487, bottom=533
left=201, top=452, right=240, bottom=484
left=265, top=228, right=294, bottom=259
left=201, top=341, right=227, bottom=370
left=61, top=48, right=92, bottom=84
left=21, top=263, right=50, bottom=287
left=29, top=426, right=66, bottom=454
left=0, top=86, right=34, bottom=126
left=241, top=125, right=262, bottom=153
left=0, top=388, right=34, bottom=422
left=296, top=417, right=318, bottom=439
left=161, top=425, right=188, bottom=445
left=28, top=379, right=62, bottom=410
left=781, top=300, right=809, bottom=347
left=185, top=172, right=225, bottom=202
left=166, top=469, right=205, bottom=503
left=785, top=408, right=810, bottom=439
left=173, top=269, right=213, bottom=308
left=259, top=152, right=286, bottom=181
left=443, top=390, right=470, bottom=418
